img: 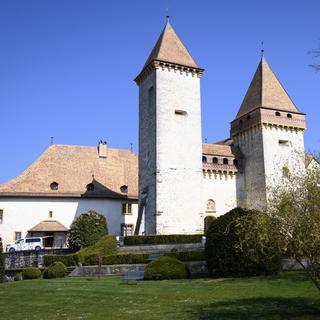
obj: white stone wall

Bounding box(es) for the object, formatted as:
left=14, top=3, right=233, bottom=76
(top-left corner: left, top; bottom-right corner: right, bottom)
left=233, top=125, right=267, bottom=209
left=0, top=197, right=138, bottom=247
left=202, top=172, right=239, bottom=219
left=138, top=67, right=204, bottom=234
left=155, top=68, right=203, bottom=234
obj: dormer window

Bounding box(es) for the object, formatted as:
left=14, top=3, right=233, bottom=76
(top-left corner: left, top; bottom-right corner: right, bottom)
left=275, top=111, right=281, bottom=116
left=287, top=113, right=292, bottom=118
left=120, top=185, right=128, bottom=193
left=247, top=115, right=251, bottom=120
left=212, top=157, right=218, bottom=164
left=223, top=158, right=229, bottom=165
left=86, top=183, right=94, bottom=191
left=202, top=156, right=207, bottom=163
left=50, top=182, right=59, bottom=190
left=239, top=120, right=243, bottom=128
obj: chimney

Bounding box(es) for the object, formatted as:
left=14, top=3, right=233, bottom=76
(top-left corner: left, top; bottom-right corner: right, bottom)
left=98, top=140, right=107, bottom=158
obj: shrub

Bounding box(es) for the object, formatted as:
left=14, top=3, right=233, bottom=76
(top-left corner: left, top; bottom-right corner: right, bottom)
left=0, top=238, right=4, bottom=283
left=83, top=253, right=149, bottom=266
left=44, top=254, right=78, bottom=267
left=144, top=256, right=188, bottom=280
left=165, top=249, right=205, bottom=262
left=22, top=267, right=41, bottom=280
left=205, top=207, right=281, bottom=278
left=43, top=262, right=66, bottom=279
left=76, top=235, right=117, bottom=263
left=14, top=273, right=22, bottom=281
left=68, top=210, right=108, bottom=252
left=124, top=234, right=202, bottom=246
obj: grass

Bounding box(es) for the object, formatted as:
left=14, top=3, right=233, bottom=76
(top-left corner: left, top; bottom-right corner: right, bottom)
left=0, top=271, right=319, bottom=320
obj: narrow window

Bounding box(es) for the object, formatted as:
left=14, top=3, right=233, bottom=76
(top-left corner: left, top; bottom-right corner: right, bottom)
left=202, top=156, right=207, bottom=163
left=50, top=182, right=59, bottom=190
left=233, top=159, right=238, bottom=166
left=275, top=111, right=281, bottom=116
left=287, top=113, right=292, bottom=118
left=174, top=109, right=187, bottom=116
left=14, top=232, right=22, bottom=241
left=212, top=157, right=218, bottom=164
left=223, top=158, right=229, bottom=165
left=148, top=87, right=154, bottom=110
left=122, top=203, right=132, bottom=215
left=48, top=211, right=53, bottom=218
left=0, top=209, right=3, bottom=224
left=282, top=167, right=290, bottom=178
left=121, top=224, right=134, bottom=236
left=279, top=140, right=289, bottom=146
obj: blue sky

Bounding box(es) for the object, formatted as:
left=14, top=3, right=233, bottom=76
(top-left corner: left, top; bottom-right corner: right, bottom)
left=0, top=0, right=319, bottom=184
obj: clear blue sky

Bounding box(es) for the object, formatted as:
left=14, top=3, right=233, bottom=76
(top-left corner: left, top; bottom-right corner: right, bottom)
left=0, top=0, right=319, bottom=184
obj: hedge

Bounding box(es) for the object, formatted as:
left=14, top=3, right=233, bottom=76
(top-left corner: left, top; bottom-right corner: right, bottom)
left=82, top=249, right=205, bottom=266
left=22, top=267, right=41, bottom=280
left=43, top=262, right=66, bottom=279
left=44, top=254, right=78, bottom=267
left=44, top=236, right=117, bottom=267
left=144, top=256, right=189, bottom=280
left=124, top=234, right=203, bottom=246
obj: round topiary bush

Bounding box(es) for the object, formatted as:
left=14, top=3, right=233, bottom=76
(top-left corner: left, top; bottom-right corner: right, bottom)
left=144, top=256, right=188, bottom=280
left=14, top=273, right=22, bottom=281
left=205, top=207, right=281, bottom=278
left=68, top=210, right=108, bottom=252
left=22, top=267, right=41, bottom=280
left=43, top=262, right=66, bottom=279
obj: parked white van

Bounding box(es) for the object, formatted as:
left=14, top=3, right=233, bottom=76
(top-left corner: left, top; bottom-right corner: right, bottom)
left=6, top=237, right=45, bottom=252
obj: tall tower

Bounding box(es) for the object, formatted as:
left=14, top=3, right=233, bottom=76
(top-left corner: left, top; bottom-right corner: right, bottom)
left=231, top=57, right=306, bottom=209
left=135, top=21, right=204, bottom=234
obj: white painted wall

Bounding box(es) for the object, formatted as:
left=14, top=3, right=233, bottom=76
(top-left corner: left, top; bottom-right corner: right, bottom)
left=202, top=172, right=238, bottom=219
left=0, top=197, right=138, bottom=247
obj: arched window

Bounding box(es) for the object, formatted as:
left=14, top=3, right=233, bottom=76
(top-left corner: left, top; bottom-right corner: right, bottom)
left=212, top=157, right=218, bottom=164
left=206, top=199, right=216, bottom=212
left=120, top=185, right=128, bottom=193
left=223, top=158, right=229, bottom=165
left=287, top=113, right=292, bottom=118
left=86, top=183, right=94, bottom=191
left=233, top=159, right=238, bottom=166
left=202, top=156, right=207, bottom=163
left=50, top=182, right=59, bottom=190
left=275, top=111, right=281, bottom=116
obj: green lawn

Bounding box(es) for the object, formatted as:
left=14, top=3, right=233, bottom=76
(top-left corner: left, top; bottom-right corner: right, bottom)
left=0, top=272, right=319, bottom=320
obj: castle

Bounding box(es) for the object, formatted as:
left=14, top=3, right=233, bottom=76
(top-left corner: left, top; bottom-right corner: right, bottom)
left=0, top=21, right=316, bottom=247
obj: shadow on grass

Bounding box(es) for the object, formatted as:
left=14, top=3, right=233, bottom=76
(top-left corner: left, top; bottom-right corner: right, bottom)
left=193, top=297, right=320, bottom=320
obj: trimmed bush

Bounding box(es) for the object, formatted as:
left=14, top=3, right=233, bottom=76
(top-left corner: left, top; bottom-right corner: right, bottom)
left=14, top=273, right=22, bottom=282
left=83, top=253, right=149, bottom=266
left=43, top=262, right=66, bottom=279
left=0, top=238, right=4, bottom=283
left=76, top=235, right=117, bottom=263
left=68, top=210, right=108, bottom=252
left=124, top=234, right=202, bottom=246
left=44, top=254, right=78, bottom=267
left=165, top=249, right=205, bottom=262
left=22, top=267, right=41, bottom=280
left=144, top=256, right=188, bottom=280
left=205, top=207, right=281, bottom=278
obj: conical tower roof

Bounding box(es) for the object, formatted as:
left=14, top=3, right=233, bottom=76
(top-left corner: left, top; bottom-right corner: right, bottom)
left=236, top=57, right=299, bottom=119
left=143, top=21, right=199, bottom=69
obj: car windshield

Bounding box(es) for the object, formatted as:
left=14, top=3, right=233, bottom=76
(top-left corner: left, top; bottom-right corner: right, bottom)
left=15, top=239, right=24, bottom=244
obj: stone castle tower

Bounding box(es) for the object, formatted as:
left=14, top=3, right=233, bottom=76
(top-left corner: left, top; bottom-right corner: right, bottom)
left=135, top=21, right=204, bottom=234
left=230, top=57, right=306, bottom=209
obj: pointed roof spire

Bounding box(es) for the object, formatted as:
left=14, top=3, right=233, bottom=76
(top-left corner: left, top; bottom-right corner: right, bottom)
left=235, top=57, right=299, bottom=119
left=142, top=21, right=199, bottom=69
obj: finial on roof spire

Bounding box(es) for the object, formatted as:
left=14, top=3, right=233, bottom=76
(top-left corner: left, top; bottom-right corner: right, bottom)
left=50, top=137, right=54, bottom=145
left=261, top=41, right=265, bottom=58
left=166, top=7, right=169, bottom=22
